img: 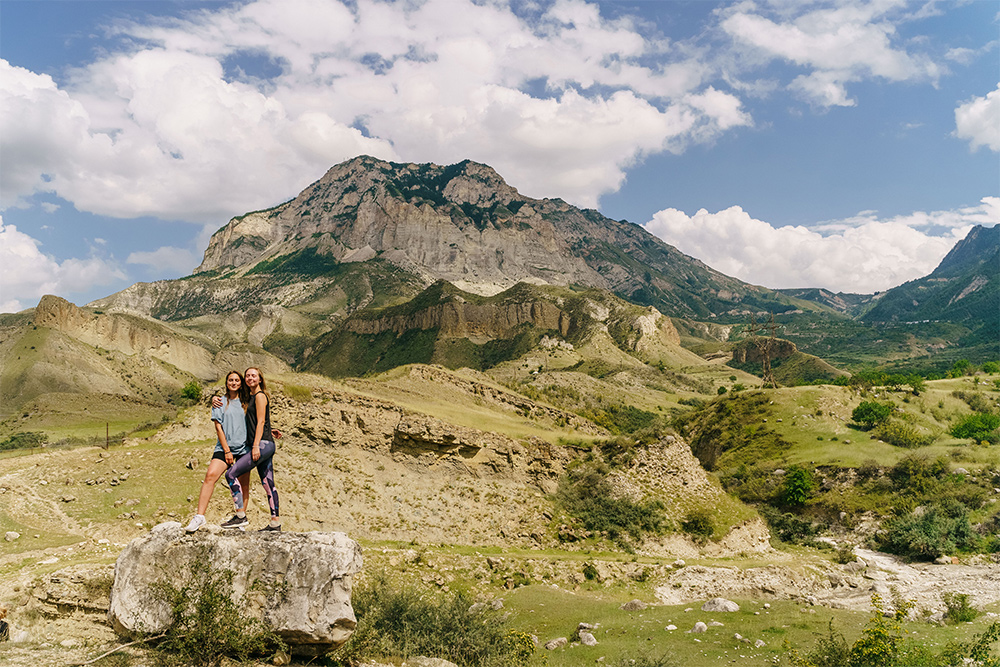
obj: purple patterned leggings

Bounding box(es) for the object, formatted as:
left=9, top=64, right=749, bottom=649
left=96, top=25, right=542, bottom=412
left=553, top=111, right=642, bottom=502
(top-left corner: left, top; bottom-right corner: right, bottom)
left=224, top=440, right=279, bottom=517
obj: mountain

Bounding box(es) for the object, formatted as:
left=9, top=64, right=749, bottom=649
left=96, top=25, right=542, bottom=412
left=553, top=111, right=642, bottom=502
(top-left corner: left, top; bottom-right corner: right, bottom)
left=861, top=225, right=999, bottom=341
left=93, top=156, right=796, bottom=327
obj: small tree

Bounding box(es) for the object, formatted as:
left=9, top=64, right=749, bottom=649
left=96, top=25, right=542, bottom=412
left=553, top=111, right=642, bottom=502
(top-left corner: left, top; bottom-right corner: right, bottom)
left=779, top=465, right=816, bottom=507
left=951, top=413, right=1000, bottom=444
left=852, top=401, right=892, bottom=429
left=181, top=381, right=202, bottom=402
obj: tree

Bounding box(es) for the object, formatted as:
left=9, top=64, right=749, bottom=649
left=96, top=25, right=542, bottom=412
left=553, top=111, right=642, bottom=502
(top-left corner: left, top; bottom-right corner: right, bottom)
left=779, top=465, right=816, bottom=507
left=181, top=381, right=202, bottom=402
left=852, top=401, right=892, bottom=429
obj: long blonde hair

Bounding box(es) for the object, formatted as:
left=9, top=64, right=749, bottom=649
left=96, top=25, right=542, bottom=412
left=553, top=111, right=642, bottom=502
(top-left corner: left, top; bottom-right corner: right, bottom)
left=244, top=367, right=269, bottom=404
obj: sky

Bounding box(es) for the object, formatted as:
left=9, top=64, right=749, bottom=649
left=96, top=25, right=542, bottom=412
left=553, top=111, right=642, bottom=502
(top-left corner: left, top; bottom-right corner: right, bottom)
left=1, top=0, right=997, bottom=314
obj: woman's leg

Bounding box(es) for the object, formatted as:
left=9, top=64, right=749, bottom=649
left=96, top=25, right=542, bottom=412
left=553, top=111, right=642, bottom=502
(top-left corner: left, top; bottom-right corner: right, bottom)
left=225, top=451, right=260, bottom=511
left=196, top=458, right=228, bottom=515
left=254, top=441, right=279, bottom=524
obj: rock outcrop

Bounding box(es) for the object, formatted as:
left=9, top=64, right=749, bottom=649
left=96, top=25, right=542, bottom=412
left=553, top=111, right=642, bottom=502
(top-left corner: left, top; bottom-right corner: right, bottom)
left=108, top=523, right=362, bottom=656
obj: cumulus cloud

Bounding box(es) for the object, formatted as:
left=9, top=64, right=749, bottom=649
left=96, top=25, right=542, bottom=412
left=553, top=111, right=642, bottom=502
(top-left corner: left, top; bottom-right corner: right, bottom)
left=643, top=199, right=997, bottom=294
left=719, top=1, right=944, bottom=107
left=0, top=0, right=750, bottom=219
left=0, top=220, right=126, bottom=313
left=126, top=246, right=200, bottom=274
left=955, top=85, right=1000, bottom=152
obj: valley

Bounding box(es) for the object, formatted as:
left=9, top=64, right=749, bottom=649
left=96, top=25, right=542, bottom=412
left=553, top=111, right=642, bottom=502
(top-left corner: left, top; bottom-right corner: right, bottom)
left=0, top=157, right=997, bottom=666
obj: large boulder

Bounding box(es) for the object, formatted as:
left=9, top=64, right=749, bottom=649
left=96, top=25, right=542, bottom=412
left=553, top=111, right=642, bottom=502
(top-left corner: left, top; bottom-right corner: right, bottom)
left=108, top=523, right=363, bottom=656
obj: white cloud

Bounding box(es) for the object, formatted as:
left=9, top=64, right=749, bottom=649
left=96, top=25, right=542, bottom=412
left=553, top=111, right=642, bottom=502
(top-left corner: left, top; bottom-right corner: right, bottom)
left=126, top=246, right=200, bottom=274
left=955, top=84, right=1000, bottom=152
left=643, top=199, right=997, bottom=294
left=719, top=1, right=944, bottom=107
left=1, top=0, right=747, bottom=219
left=0, top=219, right=126, bottom=313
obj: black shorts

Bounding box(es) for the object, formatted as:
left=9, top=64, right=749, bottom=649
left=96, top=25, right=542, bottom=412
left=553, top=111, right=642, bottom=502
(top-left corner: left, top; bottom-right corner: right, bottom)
left=212, top=450, right=229, bottom=463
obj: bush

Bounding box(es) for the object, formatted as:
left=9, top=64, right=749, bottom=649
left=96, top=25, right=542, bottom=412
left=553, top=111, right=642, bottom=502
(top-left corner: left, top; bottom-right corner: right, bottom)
left=759, top=506, right=820, bottom=544
left=0, top=431, right=46, bottom=451
left=151, top=560, right=285, bottom=666
left=873, top=420, right=933, bottom=449
left=852, top=401, right=892, bottom=429
left=681, top=508, right=715, bottom=542
left=779, top=465, right=816, bottom=507
left=329, top=574, right=533, bottom=667
left=888, top=455, right=949, bottom=494
left=951, top=413, right=1000, bottom=444
left=943, top=591, right=980, bottom=624
left=983, top=361, right=1000, bottom=374
left=879, top=498, right=978, bottom=561
left=556, top=462, right=666, bottom=548
left=180, top=381, right=202, bottom=402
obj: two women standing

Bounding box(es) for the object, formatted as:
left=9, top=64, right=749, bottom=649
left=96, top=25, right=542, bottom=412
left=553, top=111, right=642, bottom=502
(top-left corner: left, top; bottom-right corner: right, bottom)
left=185, top=367, right=281, bottom=532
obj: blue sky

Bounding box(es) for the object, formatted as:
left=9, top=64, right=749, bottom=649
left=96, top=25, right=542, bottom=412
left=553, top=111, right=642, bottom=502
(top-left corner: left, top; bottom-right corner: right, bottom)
left=1, top=0, right=997, bottom=312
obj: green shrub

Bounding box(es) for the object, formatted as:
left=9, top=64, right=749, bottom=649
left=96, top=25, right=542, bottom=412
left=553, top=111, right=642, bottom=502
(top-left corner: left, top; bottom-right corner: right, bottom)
left=952, top=390, right=995, bottom=414
left=951, top=413, right=1000, bottom=443
left=779, top=465, right=816, bottom=507
left=151, top=559, right=286, bottom=666
left=555, top=461, right=666, bottom=548
left=759, top=506, right=820, bottom=544
left=180, top=381, right=202, bottom=402
left=874, top=419, right=934, bottom=448
left=681, top=508, right=715, bottom=542
left=329, top=574, right=533, bottom=667
left=943, top=591, right=980, bottom=624
left=888, top=455, right=949, bottom=494
left=879, top=498, right=978, bottom=561
left=0, top=431, right=47, bottom=451
left=852, top=401, right=892, bottom=429
left=983, top=362, right=1000, bottom=374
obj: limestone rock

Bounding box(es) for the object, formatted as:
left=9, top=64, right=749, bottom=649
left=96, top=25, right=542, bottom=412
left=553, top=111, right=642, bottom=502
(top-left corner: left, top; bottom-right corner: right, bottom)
left=701, top=597, right=740, bottom=612
left=620, top=599, right=647, bottom=611
left=690, top=621, right=708, bottom=633
left=108, top=523, right=363, bottom=656
left=544, top=637, right=568, bottom=650
left=578, top=631, right=597, bottom=646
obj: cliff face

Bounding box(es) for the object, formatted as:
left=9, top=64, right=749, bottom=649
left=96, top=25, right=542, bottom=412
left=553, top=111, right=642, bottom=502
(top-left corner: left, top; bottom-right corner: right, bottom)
left=33, top=295, right=219, bottom=379
left=189, top=156, right=780, bottom=320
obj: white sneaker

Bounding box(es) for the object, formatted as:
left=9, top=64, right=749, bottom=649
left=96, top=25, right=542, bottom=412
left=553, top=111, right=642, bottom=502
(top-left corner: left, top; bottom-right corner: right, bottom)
left=185, top=514, right=206, bottom=533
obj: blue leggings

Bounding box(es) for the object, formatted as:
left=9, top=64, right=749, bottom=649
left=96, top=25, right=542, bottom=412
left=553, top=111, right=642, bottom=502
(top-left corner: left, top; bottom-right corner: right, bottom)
left=225, top=440, right=279, bottom=517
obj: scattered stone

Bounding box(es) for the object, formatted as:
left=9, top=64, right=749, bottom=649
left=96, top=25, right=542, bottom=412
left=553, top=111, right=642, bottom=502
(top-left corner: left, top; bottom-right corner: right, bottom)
left=666, top=625, right=677, bottom=631
left=689, top=622, right=707, bottom=633
left=185, top=459, right=198, bottom=469
left=60, top=639, right=79, bottom=648
left=545, top=637, right=568, bottom=650
left=62, top=495, right=76, bottom=503
left=708, top=621, right=724, bottom=627
left=621, top=599, right=647, bottom=611
left=4, top=532, right=19, bottom=541
left=702, top=597, right=739, bottom=612
left=579, top=631, right=598, bottom=646
left=934, top=555, right=952, bottom=565
left=763, top=603, right=771, bottom=609
left=672, top=559, right=686, bottom=568
left=755, top=639, right=766, bottom=648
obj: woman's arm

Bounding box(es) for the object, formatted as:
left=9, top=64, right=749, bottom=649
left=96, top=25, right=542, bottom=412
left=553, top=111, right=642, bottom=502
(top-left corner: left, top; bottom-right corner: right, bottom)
left=251, top=392, right=267, bottom=461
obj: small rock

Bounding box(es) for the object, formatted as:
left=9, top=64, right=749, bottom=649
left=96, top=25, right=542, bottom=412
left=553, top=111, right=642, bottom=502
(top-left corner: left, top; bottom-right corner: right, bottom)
left=934, top=555, right=952, bottom=565
left=60, top=639, right=79, bottom=648
left=545, top=637, right=568, bottom=650
left=689, top=622, right=707, bottom=633
left=666, top=624, right=677, bottom=630
left=763, top=603, right=771, bottom=609
left=4, top=531, right=19, bottom=542
left=702, top=597, right=739, bottom=612
left=186, top=459, right=198, bottom=470
left=272, top=650, right=291, bottom=665
left=621, top=599, right=647, bottom=611
left=62, top=495, right=76, bottom=503
left=579, top=631, right=598, bottom=646
left=672, top=559, right=685, bottom=568
left=708, top=621, right=724, bottom=627
left=755, top=639, right=766, bottom=648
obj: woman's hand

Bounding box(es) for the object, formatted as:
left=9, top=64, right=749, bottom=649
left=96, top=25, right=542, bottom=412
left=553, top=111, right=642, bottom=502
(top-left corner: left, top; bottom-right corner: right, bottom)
left=211, top=395, right=223, bottom=408
left=224, top=451, right=234, bottom=466
left=252, top=445, right=260, bottom=462
left=272, top=429, right=282, bottom=439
